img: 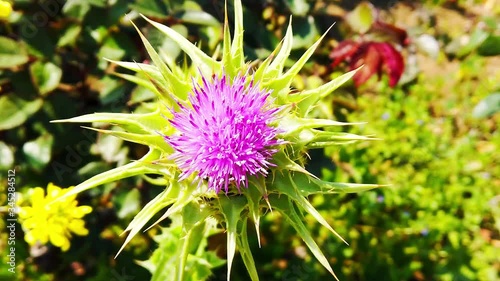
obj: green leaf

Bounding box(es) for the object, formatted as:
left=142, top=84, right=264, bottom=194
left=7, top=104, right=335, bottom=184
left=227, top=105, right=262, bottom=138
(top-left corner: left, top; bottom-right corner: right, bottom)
left=284, top=0, right=309, bottom=16
left=57, top=24, right=82, bottom=47
left=22, top=28, right=55, bottom=59
left=203, top=25, right=224, bottom=52
left=129, top=0, right=169, bottom=19
left=114, top=72, right=159, bottom=100
left=101, top=33, right=139, bottom=69
left=0, top=36, right=28, bottom=68
left=0, top=141, right=14, bottom=170
left=472, top=93, right=500, bottom=118
left=140, top=216, right=185, bottom=281
left=456, top=28, right=489, bottom=57
left=182, top=201, right=210, bottom=233
left=117, top=188, right=141, bottom=219
left=150, top=24, right=188, bottom=65
left=129, top=86, right=157, bottom=104
left=0, top=95, right=43, bottom=130
left=291, top=16, right=318, bottom=49
left=88, top=0, right=107, bottom=7
left=30, top=61, right=62, bottom=96
left=176, top=10, right=220, bottom=26
left=478, top=35, right=500, bottom=56
left=345, top=2, right=375, bottom=34
left=22, top=133, right=54, bottom=171
left=63, top=0, right=91, bottom=20
left=98, top=36, right=127, bottom=62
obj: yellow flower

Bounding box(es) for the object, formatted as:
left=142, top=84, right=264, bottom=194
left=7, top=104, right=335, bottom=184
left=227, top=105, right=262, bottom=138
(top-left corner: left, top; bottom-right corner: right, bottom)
left=19, top=183, right=92, bottom=251
left=0, top=1, right=12, bottom=19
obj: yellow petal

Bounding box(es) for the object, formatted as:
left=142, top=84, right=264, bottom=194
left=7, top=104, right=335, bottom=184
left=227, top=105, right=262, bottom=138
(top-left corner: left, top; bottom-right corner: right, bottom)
left=26, top=229, right=48, bottom=245
left=68, top=220, right=89, bottom=236
left=72, top=206, right=93, bottom=218
left=49, top=231, right=69, bottom=249
left=22, top=218, right=39, bottom=229
left=50, top=223, right=65, bottom=234
left=29, top=187, right=45, bottom=207
left=47, top=183, right=62, bottom=200
left=15, top=192, right=25, bottom=206
left=60, top=240, right=70, bottom=251
left=24, top=232, right=36, bottom=245
left=18, top=206, right=33, bottom=218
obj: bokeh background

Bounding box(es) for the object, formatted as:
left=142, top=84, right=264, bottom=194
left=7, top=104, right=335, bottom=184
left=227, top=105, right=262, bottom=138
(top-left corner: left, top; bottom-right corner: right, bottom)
left=0, top=0, right=498, bottom=280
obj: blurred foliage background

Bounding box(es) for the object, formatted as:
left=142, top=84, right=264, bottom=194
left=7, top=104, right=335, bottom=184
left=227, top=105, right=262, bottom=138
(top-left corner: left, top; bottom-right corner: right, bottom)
left=0, top=0, right=498, bottom=280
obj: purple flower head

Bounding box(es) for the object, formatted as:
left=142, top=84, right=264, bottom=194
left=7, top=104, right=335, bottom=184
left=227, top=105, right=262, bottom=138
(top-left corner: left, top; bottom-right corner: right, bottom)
left=165, top=73, right=282, bottom=193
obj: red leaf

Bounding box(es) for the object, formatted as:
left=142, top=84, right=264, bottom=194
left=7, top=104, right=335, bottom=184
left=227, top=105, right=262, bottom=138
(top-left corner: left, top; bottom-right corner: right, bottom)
left=373, top=42, right=404, bottom=87
left=330, top=40, right=405, bottom=87
left=350, top=43, right=382, bottom=87
left=329, top=40, right=360, bottom=68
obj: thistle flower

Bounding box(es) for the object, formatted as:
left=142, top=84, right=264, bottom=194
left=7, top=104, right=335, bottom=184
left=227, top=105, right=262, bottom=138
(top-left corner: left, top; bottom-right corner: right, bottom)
left=19, top=183, right=92, bottom=251
left=53, top=1, right=382, bottom=280
left=166, top=73, right=282, bottom=193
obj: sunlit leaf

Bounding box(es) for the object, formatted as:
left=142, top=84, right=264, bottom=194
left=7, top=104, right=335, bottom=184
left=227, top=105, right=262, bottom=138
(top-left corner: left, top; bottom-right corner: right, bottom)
left=0, top=36, right=29, bottom=68
left=284, top=0, right=309, bottom=16
left=345, top=2, right=375, bottom=34
left=478, top=35, right=500, bottom=56
left=22, top=133, right=54, bottom=171
left=0, top=95, right=43, bottom=130
left=0, top=141, right=14, bottom=170
left=472, top=93, right=500, bottom=118
left=30, top=61, right=62, bottom=95
left=117, top=188, right=141, bottom=219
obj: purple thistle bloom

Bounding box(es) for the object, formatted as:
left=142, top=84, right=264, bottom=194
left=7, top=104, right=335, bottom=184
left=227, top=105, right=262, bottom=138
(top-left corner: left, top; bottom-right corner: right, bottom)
left=165, top=73, right=282, bottom=193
